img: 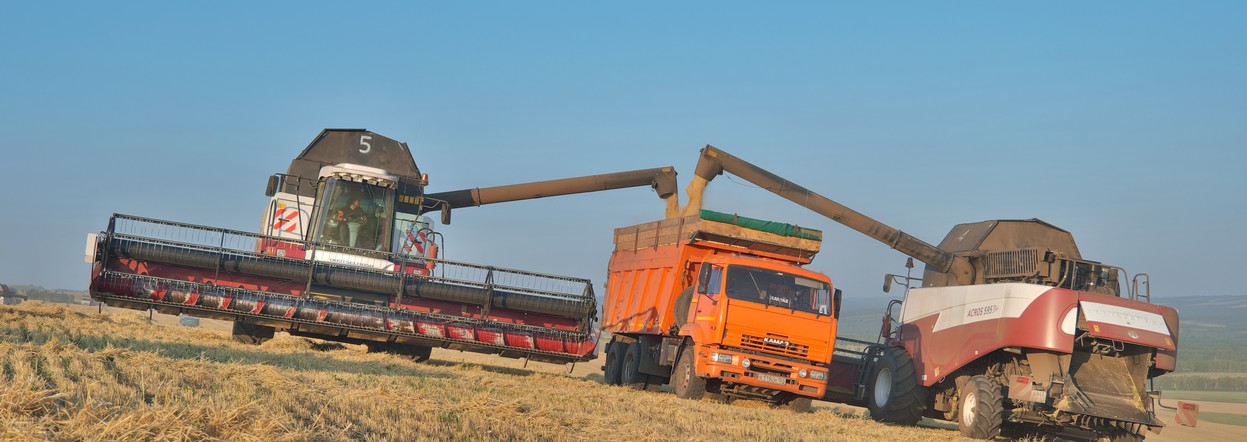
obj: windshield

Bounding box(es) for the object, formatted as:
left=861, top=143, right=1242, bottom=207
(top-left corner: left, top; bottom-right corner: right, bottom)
left=311, top=178, right=394, bottom=251
left=724, top=265, right=832, bottom=315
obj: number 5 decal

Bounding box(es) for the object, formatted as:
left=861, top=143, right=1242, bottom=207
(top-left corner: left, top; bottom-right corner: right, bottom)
left=359, top=135, right=372, bottom=154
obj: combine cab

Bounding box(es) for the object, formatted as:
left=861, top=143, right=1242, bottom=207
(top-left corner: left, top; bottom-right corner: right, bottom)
left=86, top=129, right=677, bottom=364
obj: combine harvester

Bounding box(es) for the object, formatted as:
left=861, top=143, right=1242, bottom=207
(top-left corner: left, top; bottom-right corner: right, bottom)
left=683, top=146, right=1180, bottom=441
left=85, top=129, right=678, bottom=364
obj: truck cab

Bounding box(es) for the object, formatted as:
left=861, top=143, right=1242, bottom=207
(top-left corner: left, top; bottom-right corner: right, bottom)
left=685, top=254, right=838, bottom=400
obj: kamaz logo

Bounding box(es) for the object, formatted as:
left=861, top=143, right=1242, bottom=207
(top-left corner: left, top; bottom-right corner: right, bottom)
left=763, top=337, right=790, bottom=347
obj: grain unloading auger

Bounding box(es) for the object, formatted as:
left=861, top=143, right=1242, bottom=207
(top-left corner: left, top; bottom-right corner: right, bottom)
left=682, top=146, right=1179, bottom=441
left=86, top=129, right=677, bottom=364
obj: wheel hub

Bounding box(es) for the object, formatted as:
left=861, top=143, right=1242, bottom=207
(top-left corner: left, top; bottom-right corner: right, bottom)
left=873, top=367, right=893, bottom=407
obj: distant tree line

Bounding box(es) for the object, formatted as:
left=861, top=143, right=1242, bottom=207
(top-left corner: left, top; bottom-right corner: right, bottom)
left=15, top=287, right=78, bottom=304
left=1153, top=375, right=1247, bottom=392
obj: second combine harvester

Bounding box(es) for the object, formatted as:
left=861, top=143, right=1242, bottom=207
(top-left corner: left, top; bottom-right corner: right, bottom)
left=676, top=146, right=1179, bottom=442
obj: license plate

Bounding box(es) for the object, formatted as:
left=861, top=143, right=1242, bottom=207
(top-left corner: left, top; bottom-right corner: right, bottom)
left=756, top=373, right=788, bottom=386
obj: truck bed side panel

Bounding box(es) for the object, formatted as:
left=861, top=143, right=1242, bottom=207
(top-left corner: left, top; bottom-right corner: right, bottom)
left=602, top=244, right=697, bottom=335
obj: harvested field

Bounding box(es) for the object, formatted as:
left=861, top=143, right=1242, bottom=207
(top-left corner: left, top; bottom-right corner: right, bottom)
left=1, top=302, right=964, bottom=441
left=4, top=301, right=1242, bottom=441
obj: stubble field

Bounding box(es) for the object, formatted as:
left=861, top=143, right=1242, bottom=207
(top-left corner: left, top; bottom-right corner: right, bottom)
left=0, top=302, right=968, bottom=441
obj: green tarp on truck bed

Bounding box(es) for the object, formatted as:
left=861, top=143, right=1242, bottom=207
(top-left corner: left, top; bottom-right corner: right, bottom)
left=700, top=210, right=822, bottom=241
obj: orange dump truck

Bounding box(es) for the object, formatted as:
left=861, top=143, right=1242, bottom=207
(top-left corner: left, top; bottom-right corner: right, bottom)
left=600, top=210, right=841, bottom=411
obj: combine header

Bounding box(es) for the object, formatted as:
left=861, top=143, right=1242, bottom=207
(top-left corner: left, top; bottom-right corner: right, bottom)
left=86, top=129, right=677, bottom=364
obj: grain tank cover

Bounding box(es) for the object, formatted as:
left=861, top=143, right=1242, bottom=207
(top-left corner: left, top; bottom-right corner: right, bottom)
left=935, top=219, right=1081, bottom=259
left=282, top=129, right=424, bottom=197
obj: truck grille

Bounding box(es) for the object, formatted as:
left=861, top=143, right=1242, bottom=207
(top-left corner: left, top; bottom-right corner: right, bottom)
left=741, top=334, right=809, bottom=359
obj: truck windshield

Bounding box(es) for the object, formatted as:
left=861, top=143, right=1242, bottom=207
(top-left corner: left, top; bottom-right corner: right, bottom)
left=312, top=178, right=394, bottom=251
left=724, top=265, right=832, bottom=315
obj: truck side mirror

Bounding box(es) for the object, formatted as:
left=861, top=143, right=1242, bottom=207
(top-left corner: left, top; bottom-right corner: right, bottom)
left=440, top=203, right=452, bottom=225
left=883, top=275, right=892, bottom=293
left=905, top=257, right=914, bottom=269
left=833, top=288, right=842, bottom=320
left=265, top=175, right=280, bottom=197
left=697, top=266, right=711, bottom=293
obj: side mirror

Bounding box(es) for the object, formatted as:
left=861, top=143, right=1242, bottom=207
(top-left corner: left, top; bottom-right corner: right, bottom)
left=905, top=257, right=914, bottom=269
left=833, top=288, right=842, bottom=320
left=440, top=203, right=452, bottom=225
left=697, top=266, right=711, bottom=293
left=265, top=175, right=280, bottom=197
left=883, top=275, right=893, bottom=293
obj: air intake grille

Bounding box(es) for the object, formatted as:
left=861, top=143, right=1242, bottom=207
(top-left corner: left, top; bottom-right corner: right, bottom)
left=985, top=249, right=1040, bottom=279
left=741, top=334, right=809, bottom=359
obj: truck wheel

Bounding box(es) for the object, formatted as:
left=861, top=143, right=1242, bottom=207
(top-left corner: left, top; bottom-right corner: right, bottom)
left=958, top=375, right=1003, bottom=439
left=602, top=340, right=626, bottom=385
left=672, top=346, right=707, bottom=399
left=782, top=396, right=813, bottom=413
left=621, top=342, right=647, bottom=390
left=673, top=287, right=694, bottom=327
left=866, top=346, right=925, bottom=425
left=232, top=321, right=275, bottom=345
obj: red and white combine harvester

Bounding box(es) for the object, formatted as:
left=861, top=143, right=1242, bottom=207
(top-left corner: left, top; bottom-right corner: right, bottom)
left=683, top=146, right=1180, bottom=441
left=85, top=129, right=677, bottom=364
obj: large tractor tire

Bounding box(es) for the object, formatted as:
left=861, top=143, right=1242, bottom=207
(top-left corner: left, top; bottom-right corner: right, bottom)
left=621, top=342, right=647, bottom=390
left=672, top=287, right=695, bottom=328
left=958, top=375, right=1003, bottom=439
left=866, top=346, right=926, bottom=425
left=232, top=321, right=275, bottom=345
left=602, top=340, right=627, bottom=385
left=671, top=345, right=707, bottom=399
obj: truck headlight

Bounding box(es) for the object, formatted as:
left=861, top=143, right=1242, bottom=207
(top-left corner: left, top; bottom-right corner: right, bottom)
left=710, top=353, right=733, bottom=364
left=809, top=370, right=827, bottom=381
left=741, top=358, right=752, bottom=369
left=798, top=369, right=808, bottom=378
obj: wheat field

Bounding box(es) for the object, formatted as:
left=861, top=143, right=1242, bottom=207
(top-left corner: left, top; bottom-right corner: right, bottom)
left=0, top=302, right=970, bottom=441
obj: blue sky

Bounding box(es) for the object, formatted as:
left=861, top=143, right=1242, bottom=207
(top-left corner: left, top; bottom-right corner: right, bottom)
left=1, top=2, right=1244, bottom=300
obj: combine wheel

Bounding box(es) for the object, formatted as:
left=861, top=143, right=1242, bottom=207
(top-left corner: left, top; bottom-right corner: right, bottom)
left=602, top=340, right=627, bottom=385
left=366, top=342, right=432, bottom=363
left=621, top=342, right=647, bottom=390
left=866, top=346, right=925, bottom=425
left=671, top=345, right=706, bottom=399
left=394, top=343, right=433, bottom=362
left=232, top=321, right=275, bottom=345
left=957, top=375, right=1003, bottom=439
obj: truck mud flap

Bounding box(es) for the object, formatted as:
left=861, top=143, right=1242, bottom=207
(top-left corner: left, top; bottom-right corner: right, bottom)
left=1058, top=351, right=1159, bottom=427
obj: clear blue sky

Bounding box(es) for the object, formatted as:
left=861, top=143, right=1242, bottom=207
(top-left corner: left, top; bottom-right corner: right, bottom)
left=2, top=2, right=1244, bottom=301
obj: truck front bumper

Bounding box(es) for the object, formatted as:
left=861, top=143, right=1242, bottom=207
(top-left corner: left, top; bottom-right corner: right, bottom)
left=700, top=346, right=827, bottom=398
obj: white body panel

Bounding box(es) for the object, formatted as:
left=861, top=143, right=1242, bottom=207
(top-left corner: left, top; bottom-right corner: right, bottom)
left=900, top=283, right=1052, bottom=332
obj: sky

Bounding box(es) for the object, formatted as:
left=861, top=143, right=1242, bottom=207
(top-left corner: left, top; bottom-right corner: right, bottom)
left=1, top=2, right=1244, bottom=301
